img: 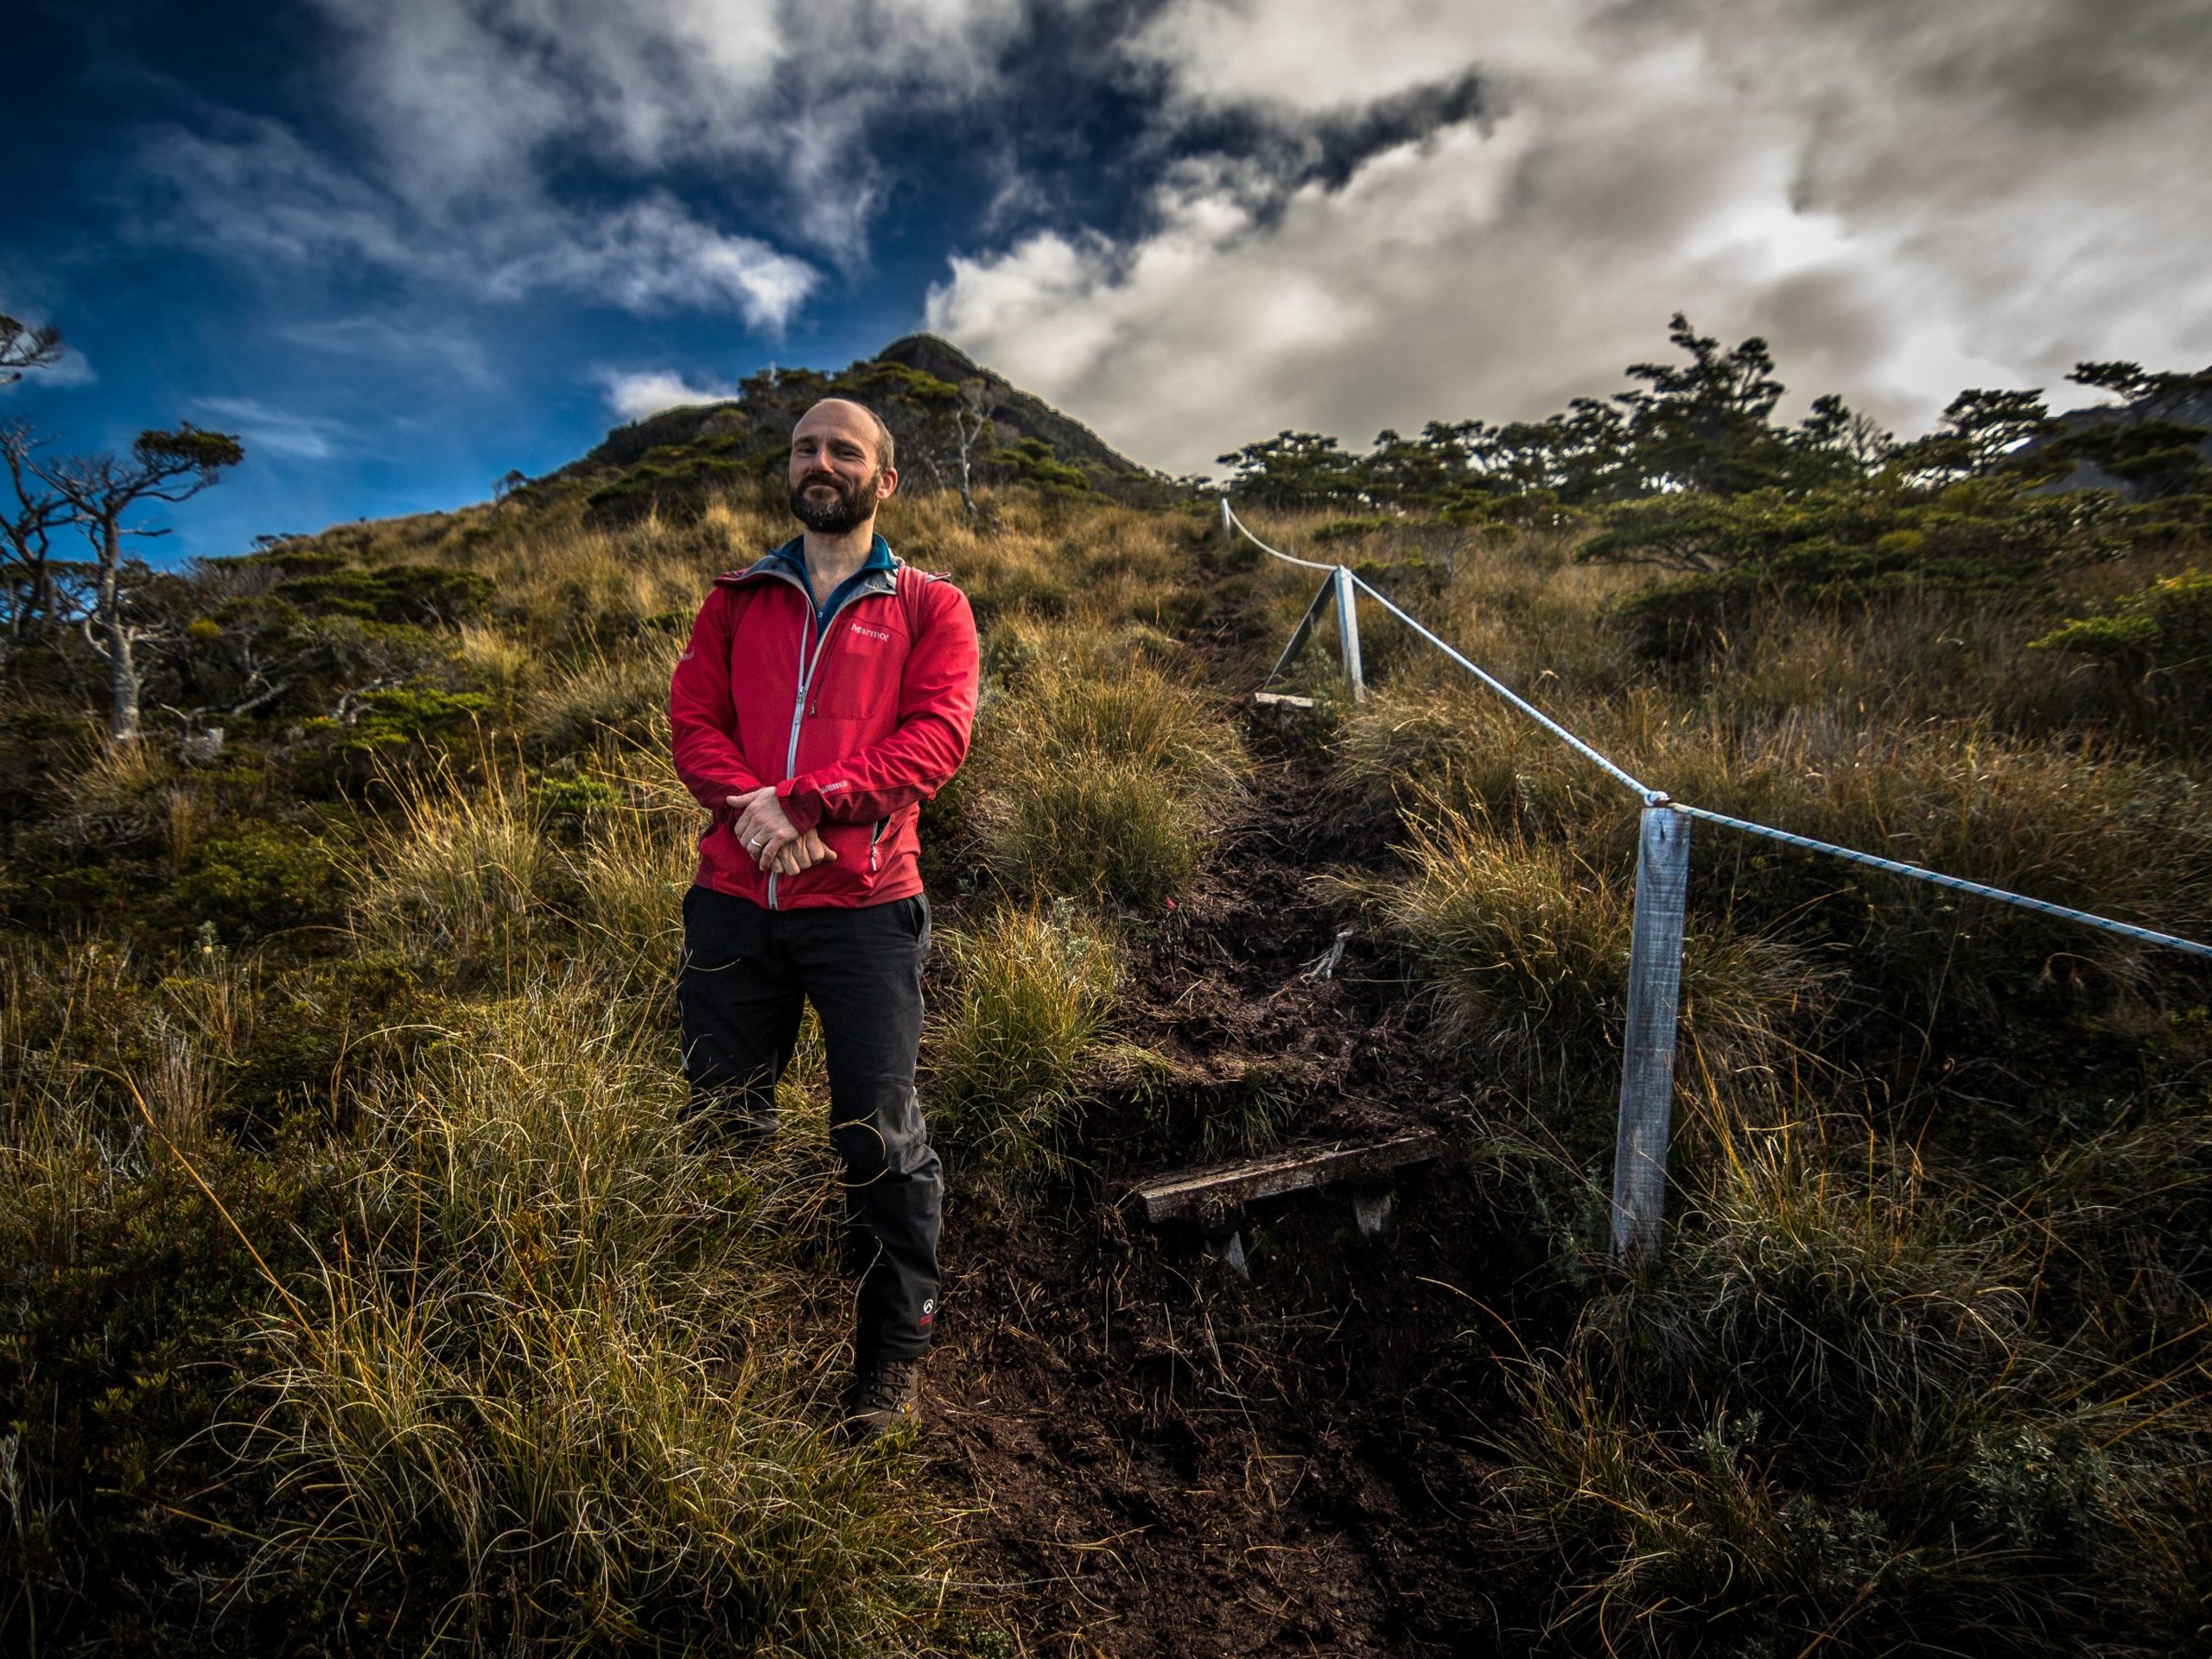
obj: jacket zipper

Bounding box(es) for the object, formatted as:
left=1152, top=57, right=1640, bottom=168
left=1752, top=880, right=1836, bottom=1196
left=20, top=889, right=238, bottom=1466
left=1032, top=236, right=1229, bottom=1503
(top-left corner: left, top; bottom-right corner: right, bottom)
left=737, top=555, right=895, bottom=909
left=868, top=817, right=887, bottom=874
left=769, top=602, right=849, bottom=910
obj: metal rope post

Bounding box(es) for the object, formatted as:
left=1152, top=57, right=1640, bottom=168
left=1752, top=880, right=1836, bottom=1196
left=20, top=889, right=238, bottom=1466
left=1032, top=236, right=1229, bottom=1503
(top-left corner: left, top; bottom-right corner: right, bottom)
left=1332, top=564, right=1366, bottom=701
left=1611, top=802, right=1691, bottom=1256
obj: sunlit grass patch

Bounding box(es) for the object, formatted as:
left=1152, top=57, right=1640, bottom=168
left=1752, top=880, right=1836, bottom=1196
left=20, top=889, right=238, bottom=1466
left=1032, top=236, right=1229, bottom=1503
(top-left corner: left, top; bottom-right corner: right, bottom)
left=524, top=631, right=683, bottom=758
left=1351, top=808, right=1815, bottom=1147
left=249, top=975, right=948, bottom=1654
left=348, top=760, right=549, bottom=971
left=968, top=655, right=1246, bottom=908
left=926, top=904, right=1119, bottom=1181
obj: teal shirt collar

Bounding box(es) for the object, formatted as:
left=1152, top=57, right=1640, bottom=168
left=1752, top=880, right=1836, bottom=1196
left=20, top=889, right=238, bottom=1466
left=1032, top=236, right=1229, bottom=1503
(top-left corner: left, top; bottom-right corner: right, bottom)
left=767, top=534, right=894, bottom=630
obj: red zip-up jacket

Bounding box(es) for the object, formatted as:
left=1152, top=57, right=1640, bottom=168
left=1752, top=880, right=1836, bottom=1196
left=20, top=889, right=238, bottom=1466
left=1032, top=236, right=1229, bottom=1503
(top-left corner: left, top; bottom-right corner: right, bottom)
left=670, top=539, right=979, bottom=910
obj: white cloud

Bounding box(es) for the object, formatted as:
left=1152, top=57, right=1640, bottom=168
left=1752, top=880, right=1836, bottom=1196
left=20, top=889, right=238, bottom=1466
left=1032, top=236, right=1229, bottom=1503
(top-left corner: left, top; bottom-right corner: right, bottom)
left=308, top=0, right=1024, bottom=258
left=130, top=122, right=818, bottom=330
left=124, top=0, right=1034, bottom=331
left=930, top=0, right=2212, bottom=474
left=598, top=367, right=741, bottom=422
left=490, top=194, right=816, bottom=330
left=276, top=315, right=499, bottom=389
left=192, top=395, right=344, bottom=459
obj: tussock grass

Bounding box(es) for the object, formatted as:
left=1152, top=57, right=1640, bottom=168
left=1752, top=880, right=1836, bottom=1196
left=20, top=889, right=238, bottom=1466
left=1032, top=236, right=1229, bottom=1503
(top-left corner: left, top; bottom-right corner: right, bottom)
left=973, top=751, right=1199, bottom=909
left=481, top=519, right=715, bottom=652
left=451, top=620, right=540, bottom=715
left=524, top=632, right=683, bottom=758
left=253, top=976, right=948, bottom=1653
left=926, top=905, right=1119, bottom=1181
left=1351, top=808, right=1815, bottom=1147
left=968, top=659, right=1246, bottom=908
left=349, top=760, right=549, bottom=970
left=1486, top=1092, right=2205, bottom=1656
left=556, top=749, right=702, bottom=990
left=1339, top=670, right=2212, bottom=1079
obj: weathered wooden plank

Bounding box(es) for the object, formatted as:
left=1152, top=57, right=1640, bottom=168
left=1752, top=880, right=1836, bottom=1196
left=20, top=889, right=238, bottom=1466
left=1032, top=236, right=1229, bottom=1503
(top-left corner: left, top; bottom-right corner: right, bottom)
left=1252, top=690, right=1317, bottom=709
left=1130, top=1130, right=1446, bottom=1226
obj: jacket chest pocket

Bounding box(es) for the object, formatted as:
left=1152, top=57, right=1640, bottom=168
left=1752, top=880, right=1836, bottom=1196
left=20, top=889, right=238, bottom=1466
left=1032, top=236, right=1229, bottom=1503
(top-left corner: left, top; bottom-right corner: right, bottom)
left=811, top=618, right=907, bottom=718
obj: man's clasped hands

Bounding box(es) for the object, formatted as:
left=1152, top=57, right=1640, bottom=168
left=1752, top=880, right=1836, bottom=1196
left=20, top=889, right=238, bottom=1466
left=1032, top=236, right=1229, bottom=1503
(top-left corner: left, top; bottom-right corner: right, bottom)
left=728, top=786, right=837, bottom=875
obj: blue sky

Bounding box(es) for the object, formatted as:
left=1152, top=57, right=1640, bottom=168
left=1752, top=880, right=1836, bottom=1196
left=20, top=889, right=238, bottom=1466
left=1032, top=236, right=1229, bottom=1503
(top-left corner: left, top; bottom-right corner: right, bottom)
left=7, top=0, right=2209, bottom=561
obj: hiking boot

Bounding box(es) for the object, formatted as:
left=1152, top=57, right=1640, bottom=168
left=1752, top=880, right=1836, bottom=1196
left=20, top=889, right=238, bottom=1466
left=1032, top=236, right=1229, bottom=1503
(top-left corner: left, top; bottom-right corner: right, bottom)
left=841, top=1354, right=923, bottom=1440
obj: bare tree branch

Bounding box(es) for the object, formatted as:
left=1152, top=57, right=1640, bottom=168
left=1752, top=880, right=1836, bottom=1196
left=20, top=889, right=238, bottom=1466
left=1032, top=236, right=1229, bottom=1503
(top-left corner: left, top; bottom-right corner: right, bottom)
left=0, top=315, right=65, bottom=387
left=37, top=424, right=245, bottom=740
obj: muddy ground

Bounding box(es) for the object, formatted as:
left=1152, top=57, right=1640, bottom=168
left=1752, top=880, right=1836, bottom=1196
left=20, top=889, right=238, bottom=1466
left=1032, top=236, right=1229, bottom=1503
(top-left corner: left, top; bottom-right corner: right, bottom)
left=924, top=732, right=1548, bottom=1657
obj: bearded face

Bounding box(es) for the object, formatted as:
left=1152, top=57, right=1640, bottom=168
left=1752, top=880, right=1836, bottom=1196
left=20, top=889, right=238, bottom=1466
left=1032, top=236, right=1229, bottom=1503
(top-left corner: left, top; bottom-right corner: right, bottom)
left=788, top=464, right=881, bottom=534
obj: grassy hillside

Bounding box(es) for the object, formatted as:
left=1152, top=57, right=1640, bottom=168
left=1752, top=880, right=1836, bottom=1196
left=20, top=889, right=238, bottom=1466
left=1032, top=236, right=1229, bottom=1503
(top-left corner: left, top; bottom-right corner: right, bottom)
left=5, top=426, right=2212, bottom=1652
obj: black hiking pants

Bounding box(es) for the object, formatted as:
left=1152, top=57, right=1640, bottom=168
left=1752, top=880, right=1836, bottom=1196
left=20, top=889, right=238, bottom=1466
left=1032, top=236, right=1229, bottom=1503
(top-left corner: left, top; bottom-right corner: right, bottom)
left=677, top=885, right=941, bottom=1363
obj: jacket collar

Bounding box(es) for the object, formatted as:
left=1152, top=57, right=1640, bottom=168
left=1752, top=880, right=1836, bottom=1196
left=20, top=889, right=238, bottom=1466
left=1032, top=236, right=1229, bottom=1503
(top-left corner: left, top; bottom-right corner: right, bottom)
left=717, top=533, right=898, bottom=598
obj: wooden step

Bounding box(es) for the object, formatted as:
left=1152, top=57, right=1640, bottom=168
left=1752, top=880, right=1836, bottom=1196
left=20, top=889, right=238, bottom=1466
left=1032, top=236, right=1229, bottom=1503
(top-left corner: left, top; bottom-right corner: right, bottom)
left=1128, top=1130, right=1447, bottom=1227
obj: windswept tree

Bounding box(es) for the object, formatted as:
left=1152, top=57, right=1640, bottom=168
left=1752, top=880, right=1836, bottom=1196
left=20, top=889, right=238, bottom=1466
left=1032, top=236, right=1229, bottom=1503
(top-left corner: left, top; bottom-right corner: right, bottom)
left=1614, top=314, right=1793, bottom=494
left=41, top=425, right=244, bottom=740
left=946, top=379, right=995, bottom=524
left=1894, top=387, right=2054, bottom=484
left=0, top=314, right=65, bottom=386
left=1, top=423, right=73, bottom=668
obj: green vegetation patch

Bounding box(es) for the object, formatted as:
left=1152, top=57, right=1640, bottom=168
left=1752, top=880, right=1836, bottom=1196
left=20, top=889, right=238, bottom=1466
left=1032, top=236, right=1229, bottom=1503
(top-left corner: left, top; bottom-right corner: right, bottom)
left=275, top=562, right=494, bottom=626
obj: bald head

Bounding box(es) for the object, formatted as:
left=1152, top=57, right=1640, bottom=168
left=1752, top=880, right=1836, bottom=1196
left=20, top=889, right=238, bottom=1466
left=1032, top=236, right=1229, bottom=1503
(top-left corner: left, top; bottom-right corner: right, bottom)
left=794, top=397, right=895, bottom=475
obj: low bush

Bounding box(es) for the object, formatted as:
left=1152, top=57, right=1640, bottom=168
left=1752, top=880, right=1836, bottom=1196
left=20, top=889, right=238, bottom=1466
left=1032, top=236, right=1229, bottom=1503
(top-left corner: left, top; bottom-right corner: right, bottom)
left=168, top=826, right=346, bottom=938
left=1488, top=1104, right=2209, bottom=1656
left=308, top=685, right=491, bottom=754
left=1587, top=483, right=2127, bottom=660
left=275, top=563, right=494, bottom=626
left=2031, top=568, right=2212, bottom=727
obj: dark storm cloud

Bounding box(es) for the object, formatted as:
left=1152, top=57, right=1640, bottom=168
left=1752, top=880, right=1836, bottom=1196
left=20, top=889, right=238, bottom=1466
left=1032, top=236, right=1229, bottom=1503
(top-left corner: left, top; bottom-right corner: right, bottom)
left=932, top=0, right=2212, bottom=474
left=18, top=0, right=2210, bottom=524
left=1153, top=69, right=1490, bottom=220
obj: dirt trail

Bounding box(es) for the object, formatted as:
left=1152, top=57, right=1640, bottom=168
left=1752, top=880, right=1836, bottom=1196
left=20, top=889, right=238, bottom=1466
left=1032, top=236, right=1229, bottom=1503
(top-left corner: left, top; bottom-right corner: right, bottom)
left=925, top=731, right=1519, bottom=1656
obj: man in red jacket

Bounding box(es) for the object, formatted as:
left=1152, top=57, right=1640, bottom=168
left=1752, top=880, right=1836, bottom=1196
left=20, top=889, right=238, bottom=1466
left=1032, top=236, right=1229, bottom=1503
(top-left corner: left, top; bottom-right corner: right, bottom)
left=669, top=396, right=979, bottom=1438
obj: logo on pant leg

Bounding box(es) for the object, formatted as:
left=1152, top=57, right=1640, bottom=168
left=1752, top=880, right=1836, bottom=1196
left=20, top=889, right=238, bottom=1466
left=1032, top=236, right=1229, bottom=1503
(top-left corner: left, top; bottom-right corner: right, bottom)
left=918, top=1297, right=935, bottom=1331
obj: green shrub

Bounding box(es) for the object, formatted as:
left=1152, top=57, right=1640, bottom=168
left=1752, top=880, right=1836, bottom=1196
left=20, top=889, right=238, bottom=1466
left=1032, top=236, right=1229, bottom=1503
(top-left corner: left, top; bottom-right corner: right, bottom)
left=1591, top=485, right=2126, bottom=658
left=169, top=828, right=344, bottom=938
left=2031, top=567, right=2212, bottom=686
left=276, top=563, right=494, bottom=626
left=927, top=905, right=1119, bottom=1179
left=1311, top=516, right=1398, bottom=544
left=307, top=686, right=490, bottom=754
left=536, top=774, right=620, bottom=817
